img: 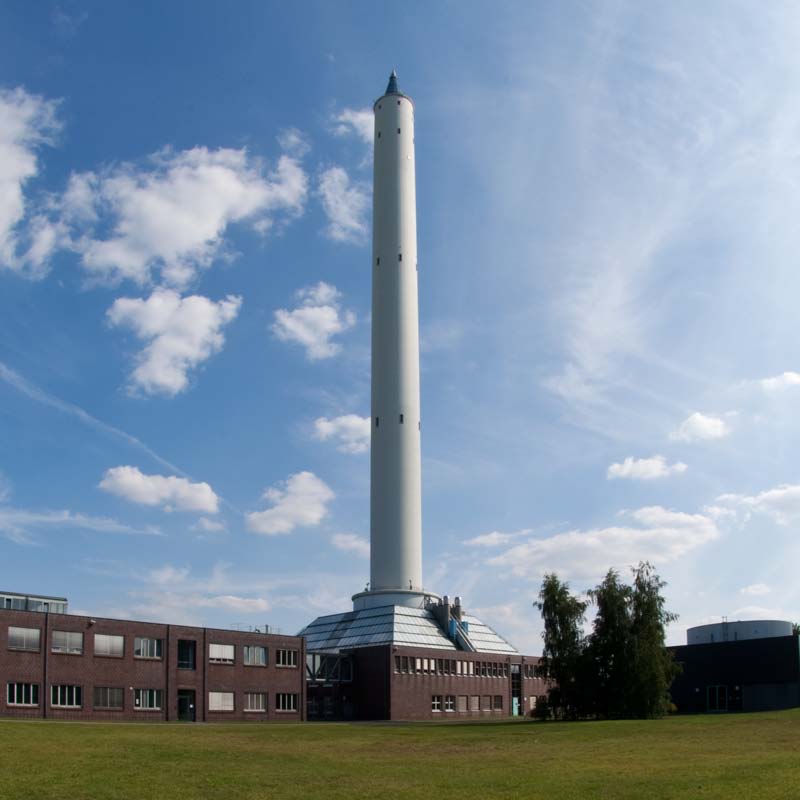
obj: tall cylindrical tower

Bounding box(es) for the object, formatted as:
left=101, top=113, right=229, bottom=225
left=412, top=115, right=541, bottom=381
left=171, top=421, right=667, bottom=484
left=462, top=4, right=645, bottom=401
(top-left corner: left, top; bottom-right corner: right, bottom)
left=367, top=71, right=423, bottom=599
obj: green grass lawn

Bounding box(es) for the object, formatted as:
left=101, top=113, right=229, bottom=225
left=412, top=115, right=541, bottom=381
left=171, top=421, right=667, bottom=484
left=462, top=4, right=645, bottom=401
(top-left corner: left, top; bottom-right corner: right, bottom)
left=1, top=711, right=799, bottom=799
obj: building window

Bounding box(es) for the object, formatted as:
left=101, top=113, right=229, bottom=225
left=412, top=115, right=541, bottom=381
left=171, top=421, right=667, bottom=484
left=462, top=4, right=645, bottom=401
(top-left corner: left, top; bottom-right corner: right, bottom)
left=494, top=695, right=504, bottom=711
left=399, top=414, right=404, bottom=424
left=469, top=695, right=479, bottom=712
left=208, top=691, right=235, bottom=712
left=398, top=253, right=403, bottom=261
left=134, top=689, right=162, bottom=710
left=52, top=630, right=83, bottom=655
left=209, top=643, right=235, bottom=664
left=178, top=639, right=196, bottom=670
left=93, top=687, right=123, bottom=710
left=94, top=634, right=124, bottom=658
left=482, top=695, right=491, bottom=711
left=51, top=685, right=82, bottom=708
left=245, top=692, right=267, bottom=713
left=134, top=637, right=162, bottom=660
left=244, top=645, right=267, bottom=666
left=457, top=695, right=468, bottom=712
left=276, top=693, right=298, bottom=712
left=394, top=656, right=401, bottom=673
left=276, top=649, right=298, bottom=668
left=431, top=695, right=442, bottom=712
left=444, top=695, right=455, bottom=712
left=7, top=682, right=38, bottom=706
left=7, top=626, right=40, bottom=652
left=376, top=257, right=380, bottom=266
left=377, top=131, right=381, bottom=138
left=397, top=128, right=401, bottom=134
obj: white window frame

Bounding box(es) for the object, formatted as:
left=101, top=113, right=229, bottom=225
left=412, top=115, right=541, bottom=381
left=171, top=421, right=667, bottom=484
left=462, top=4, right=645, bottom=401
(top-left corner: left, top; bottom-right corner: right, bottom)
left=276, top=649, right=298, bottom=668
left=52, top=630, right=83, bottom=655
left=444, top=695, right=455, bottom=712
left=7, top=626, right=40, bottom=652
left=7, top=682, right=39, bottom=706
left=208, top=691, right=235, bottom=712
left=133, top=637, right=162, bottom=660
left=94, top=633, right=124, bottom=658
left=244, top=645, right=267, bottom=667
left=244, top=692, right=267, bottom=713
left=51, top=684, right=82, bottom=708
left=208, top=643, right=235, bottom=664
left=134, top=688, right=162, bottom=710
left=431, top=695, right=442, bottom=712
left=276, top=693, right=298, bottom=712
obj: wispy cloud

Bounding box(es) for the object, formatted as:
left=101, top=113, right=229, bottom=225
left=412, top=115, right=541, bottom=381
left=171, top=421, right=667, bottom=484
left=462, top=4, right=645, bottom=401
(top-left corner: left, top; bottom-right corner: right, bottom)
left=317, top=166, right=369, bottom=243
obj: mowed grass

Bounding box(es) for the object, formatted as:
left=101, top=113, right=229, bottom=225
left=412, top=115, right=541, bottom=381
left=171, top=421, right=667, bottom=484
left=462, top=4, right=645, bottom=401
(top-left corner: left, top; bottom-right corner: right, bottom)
left=1, top=711, right=800, bottom=800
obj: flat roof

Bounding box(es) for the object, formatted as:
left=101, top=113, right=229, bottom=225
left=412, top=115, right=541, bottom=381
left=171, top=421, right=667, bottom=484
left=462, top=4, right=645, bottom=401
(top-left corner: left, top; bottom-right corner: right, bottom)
left=0, top=591, right=68, bottom=602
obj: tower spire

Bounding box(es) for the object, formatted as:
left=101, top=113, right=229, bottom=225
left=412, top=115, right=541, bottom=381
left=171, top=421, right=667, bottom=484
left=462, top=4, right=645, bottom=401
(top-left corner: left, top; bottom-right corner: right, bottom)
left=386, top=69, right=399, bottom=95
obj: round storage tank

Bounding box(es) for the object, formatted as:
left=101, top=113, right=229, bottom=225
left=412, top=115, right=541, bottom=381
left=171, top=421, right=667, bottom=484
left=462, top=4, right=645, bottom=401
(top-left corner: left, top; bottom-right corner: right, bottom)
left=687, top=620, right=793, bottom=645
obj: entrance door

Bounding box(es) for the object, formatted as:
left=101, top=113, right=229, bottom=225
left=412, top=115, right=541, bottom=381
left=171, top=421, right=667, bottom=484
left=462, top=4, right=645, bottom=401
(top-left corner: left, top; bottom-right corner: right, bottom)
left=177, top=690, right=196, bottom=721
left=706, top=685, right=727, bottom=712
left=511, top=664, right=521, bottom=716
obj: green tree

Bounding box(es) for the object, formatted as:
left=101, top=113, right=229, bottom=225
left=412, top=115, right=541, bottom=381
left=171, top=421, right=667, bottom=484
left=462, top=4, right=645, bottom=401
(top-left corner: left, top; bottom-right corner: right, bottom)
left=534, top=573, right=587, bottom=719
left=627, top=561, right=680, bottom=718
left=585, top=569, right=633, bottom=718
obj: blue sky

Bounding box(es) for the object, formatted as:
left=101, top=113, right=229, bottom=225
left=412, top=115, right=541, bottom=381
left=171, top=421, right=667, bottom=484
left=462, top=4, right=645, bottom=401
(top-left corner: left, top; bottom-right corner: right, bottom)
left=3, top=1, right=800, bottom=651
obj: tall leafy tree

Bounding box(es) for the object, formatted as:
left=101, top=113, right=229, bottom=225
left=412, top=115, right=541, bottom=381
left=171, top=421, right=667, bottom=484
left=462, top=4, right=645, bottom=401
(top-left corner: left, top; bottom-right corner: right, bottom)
left=585, top=569, right=633, bottom=718
left=627, top=561, right=680, bottom=718
left=534, top=573, right=587, bottom=719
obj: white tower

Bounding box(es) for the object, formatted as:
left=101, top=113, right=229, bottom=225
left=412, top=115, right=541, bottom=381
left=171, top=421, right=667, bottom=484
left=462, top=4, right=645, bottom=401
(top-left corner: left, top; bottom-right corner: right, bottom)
left=353, top=71, right=425, bottom=610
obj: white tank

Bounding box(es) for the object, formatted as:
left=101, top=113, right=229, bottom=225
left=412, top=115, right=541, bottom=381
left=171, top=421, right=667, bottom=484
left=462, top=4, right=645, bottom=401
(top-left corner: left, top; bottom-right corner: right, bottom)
left=367, top=71, right=423, bottom=597
left=687, top=619, right=793, bottom=645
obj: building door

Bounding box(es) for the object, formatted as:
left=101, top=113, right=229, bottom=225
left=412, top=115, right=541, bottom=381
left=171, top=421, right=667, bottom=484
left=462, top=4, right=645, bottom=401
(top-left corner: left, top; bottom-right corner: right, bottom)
left=706, top=685, right=727, bottom=712
left=511, top=664, right=521, bottom=716
left=177, top=690, right=196, bottom=721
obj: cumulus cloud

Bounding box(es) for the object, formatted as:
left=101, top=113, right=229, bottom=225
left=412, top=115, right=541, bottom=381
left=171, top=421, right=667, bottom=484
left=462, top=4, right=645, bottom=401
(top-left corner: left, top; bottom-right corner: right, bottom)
left=464, top=531, right=517, bottom=547
left=331, top=532, right=369, bottom=558
left=272, top=281, right=355, bottom=360
left=192, top=517, right=227, bottom=534
left=0, top=506, right=161, bottom=545
left=670, top=412, right=731, bottom=442
left=313, top=414, right=370, bottom=454
left=317, top=166, right=369, bottom=243
left=99, top=466, right=219, bottom=513
left=0, top=87, right=62, bottom=276
left=277, top=127, right=310, bottom=158
left=487, top=506, right=719, bottom=580
left=331, top=108, right=373, bottom=145
left=715, top=483, right=800, bottom=526
left=607, top=455, right=687, bottom=480
left=107, top=289, right=241, bottom=396
left=759, top=372, right=800, bottom=391
left=65, top=147, right=308, bottom=287
left=740, top=583, right=771, bottom=596
left=246, top=471, right=334, bottom=535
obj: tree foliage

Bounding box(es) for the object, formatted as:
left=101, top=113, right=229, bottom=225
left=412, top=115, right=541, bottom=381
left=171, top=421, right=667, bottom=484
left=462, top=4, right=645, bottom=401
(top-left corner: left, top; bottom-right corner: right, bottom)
left=534, top=562, right=679, bottom=720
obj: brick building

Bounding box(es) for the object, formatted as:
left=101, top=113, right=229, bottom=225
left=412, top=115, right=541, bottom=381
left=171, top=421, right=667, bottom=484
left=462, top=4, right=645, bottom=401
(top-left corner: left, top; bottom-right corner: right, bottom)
left=1, top=603, right=305, bottom=722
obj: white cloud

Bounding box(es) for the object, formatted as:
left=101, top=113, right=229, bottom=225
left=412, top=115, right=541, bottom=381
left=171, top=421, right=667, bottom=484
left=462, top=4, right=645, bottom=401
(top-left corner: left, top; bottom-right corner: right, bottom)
left=272, top=281, right=355, bottom=360
left=715, top=483, right=800, bottom=526
left=759, top=372, right=800, bottom=391
left=464, top=531, right=517, bottom=547
left=487, top=506, right=719, bottom=581
left=317, top=166, right=369, bottom=243
left=607, top=455, right=687, bottom=480
left=0, top=87, right=62, bottom=276
left=277, top=127, right=310, bottom=158
left=67, top=147, right=308, bottom=287
left=313, top=414, right=370, bottom=454
left=740, top=583, right=771, bottom=597
left=246, top=471, right=334, bottom=535
left=331, top=108, right=373, bottom=145
left=107, top=289, right=241, bottom=396
left=192, top=517, right=227, bottom=534
left=0, top=506, right=161, bottom=545
left=99, top=465, right=219, bottom=513
left=331, top=532, right=369, bottom=558
left=670, top=412, right=730, bottom=442
left=147, top=565, right=190, bottom=585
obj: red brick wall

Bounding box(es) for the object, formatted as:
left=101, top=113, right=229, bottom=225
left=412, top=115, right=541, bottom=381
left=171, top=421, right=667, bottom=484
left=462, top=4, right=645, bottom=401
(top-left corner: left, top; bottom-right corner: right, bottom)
left=0, top=609, right=304, bottom=723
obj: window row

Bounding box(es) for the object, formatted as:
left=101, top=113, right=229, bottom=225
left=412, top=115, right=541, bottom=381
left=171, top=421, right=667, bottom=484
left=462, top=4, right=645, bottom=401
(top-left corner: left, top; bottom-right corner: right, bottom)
left=394, top=656, right=513, bottom=678
left=523, top=664, right=545, bottom=679
left=7, top=627, right=297, bottom=669
left=431, top=694, right=504, bottom=712
left=5, top=683, right=299, bottom=713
